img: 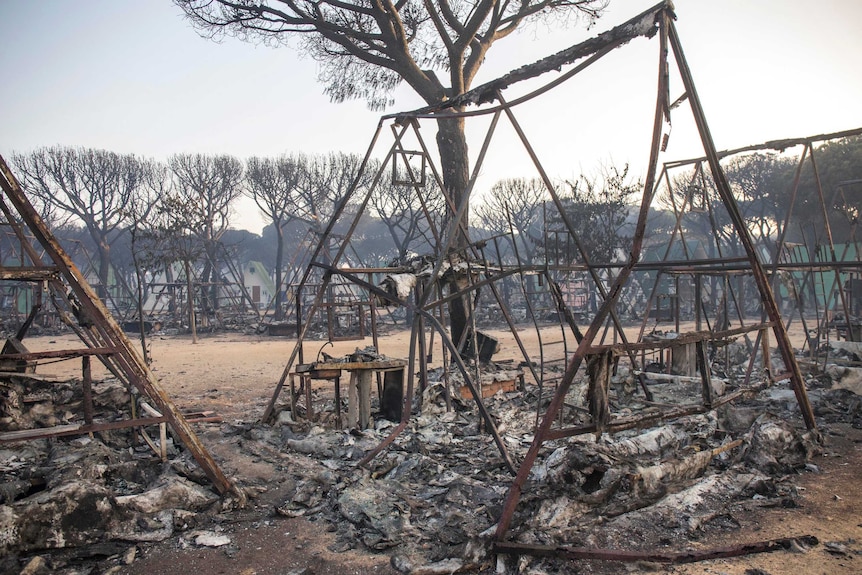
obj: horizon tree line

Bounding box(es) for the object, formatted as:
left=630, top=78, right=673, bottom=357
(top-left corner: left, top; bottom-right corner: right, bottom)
left=6, top=135, right=861, bottom=333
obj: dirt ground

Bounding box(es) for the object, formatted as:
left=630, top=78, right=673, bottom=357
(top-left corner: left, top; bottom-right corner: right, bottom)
left=22, top=325, right=862, bottom=575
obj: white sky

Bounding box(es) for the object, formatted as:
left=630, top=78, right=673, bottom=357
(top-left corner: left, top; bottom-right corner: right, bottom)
left=2, top=0, right=861, bottom=234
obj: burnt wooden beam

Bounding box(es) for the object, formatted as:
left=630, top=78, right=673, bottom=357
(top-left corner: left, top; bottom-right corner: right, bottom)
left=664, top=126, right=862, bottom=169
left=0, top=347, right=118, bottom=360
left=494, top=535, right=819, bottom=564
left=400, top=1, right=672, bottom=113
left=544, top=389, right=747, bottom=441
left=583, top=323, right=775, bottom=355
left=0, top=266, right=59, bottom=281
left=0, top=417, right=167, bottom=442
left=0, top=413, right=222, bottom=443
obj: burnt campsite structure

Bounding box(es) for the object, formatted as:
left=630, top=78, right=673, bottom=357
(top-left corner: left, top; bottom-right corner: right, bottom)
left=2, top=0, right=861, bottom=571
left=262, top=0, right=858, bottom=565
left=0, top=156, right=238, bottom=500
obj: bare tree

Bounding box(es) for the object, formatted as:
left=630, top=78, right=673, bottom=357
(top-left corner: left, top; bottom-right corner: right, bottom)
left=662, top=165, right=737, bottom=260
left=549, top=163, right=639, bottom=265
left=368, top=176, right=443, bottom=265
left=476, top=177, right=547, bottom=264
left=298, top=153, right=362, bottom=225
left=724, top=152, right=795, bottom=250
left=142, top=190, right=209, bottom=342
left=245, top=155, right=304, bottom=320
left=246, top=152, right=366, bottom=319
left=13, top=146, right=158, bottom=299
left=168, top=153, right=244, bottom=322
left=292, top=152, right=366, bottom=264
left=124, top=162, right=169, bottom=362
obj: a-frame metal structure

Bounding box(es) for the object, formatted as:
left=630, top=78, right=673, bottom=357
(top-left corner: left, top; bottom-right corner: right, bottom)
left=0, top=156, right=238, bottom=499
left=263, top=0, right=820, bottom=562
left=492, top=4, right=817, bottom=550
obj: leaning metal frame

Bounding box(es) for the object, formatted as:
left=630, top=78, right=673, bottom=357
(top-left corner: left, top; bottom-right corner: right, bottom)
left=265, top=1, right=824, bottom=562
left=658, top=127, right=862, bottom=348
left=616, top=127, right=862, bottom=387
left=0, top=156, right=239, bottom=499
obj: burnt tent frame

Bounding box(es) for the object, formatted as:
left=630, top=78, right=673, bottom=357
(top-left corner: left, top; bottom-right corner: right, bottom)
left=261, top=0, right=834, bottom=561
left=262, top=0, right=675, bottom=430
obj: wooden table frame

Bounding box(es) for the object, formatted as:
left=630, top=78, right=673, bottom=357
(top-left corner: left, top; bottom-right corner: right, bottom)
left=291, top=360, right=407, bottom=429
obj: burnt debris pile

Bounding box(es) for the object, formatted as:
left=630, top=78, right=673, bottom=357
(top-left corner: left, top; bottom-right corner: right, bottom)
left=4, top=333, right=862, bottom=573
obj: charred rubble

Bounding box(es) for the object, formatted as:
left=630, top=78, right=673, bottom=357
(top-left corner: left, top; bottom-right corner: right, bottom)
left=255, top=351, right=834, bottom=573
left=0, top=375, right=236, bottom=574
left=1, top=2, right=861, bottom=572
left=6, top=337, right=860, bottom=574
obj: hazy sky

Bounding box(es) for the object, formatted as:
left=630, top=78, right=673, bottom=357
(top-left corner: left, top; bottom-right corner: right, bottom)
left=2, top=0, right=861, bottom=233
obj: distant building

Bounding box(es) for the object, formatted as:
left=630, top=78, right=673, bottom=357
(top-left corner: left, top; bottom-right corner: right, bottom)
left=237, top=261, right=276, bottom=309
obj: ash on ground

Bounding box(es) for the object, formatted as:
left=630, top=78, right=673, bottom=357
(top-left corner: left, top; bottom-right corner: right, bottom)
left=3, top=342, right=862, bottom=574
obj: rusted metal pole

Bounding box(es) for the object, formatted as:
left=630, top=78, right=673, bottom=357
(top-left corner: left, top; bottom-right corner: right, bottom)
left=494, top=535, right=819, bottom=564
left=696, top=340, right=713, bottom=408
left=358, top=311, right=420, bottom=467
left=495, top=8, right=673, bottom=540
left=502, top=204, right=552, bottom=394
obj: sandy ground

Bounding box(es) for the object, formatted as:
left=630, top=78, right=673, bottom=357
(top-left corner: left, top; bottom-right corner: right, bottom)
left=19, top=323, right=862, bottom=574
left=28, top=325, right=582, bottom=418
left=26, top=320, right=814, bottom=417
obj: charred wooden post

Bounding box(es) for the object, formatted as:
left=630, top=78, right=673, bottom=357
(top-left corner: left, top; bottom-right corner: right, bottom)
left=81, top=356, right=94, bottom=425
left=380, top=369, right=404, bottom=422
left=695, top=340, right=713, bottom=408
left=761, top=327, right=773, bottom=380
left=586, top=350, right=613, bottom=438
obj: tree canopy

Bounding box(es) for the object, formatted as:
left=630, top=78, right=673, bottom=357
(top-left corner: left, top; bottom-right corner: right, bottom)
left=175, top=0, right=607, bottom=111
left=12, top=146, right=161, bottom=297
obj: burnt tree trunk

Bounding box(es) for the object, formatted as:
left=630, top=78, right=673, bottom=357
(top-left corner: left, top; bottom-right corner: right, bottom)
left=97, top=238, right=111, bottom=301
left=201, top=264, right=212, bottom=328
left=130, top=230, right=150, bottom=364
left=436, top=116, right=472, bottom=353
left=274, top=223, right=285, bottom=321
left=184, top=258, right=198, bottom=344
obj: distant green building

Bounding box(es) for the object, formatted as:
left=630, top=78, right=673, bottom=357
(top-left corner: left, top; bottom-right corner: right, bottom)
left=785, top=242, right=861, bottom=312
